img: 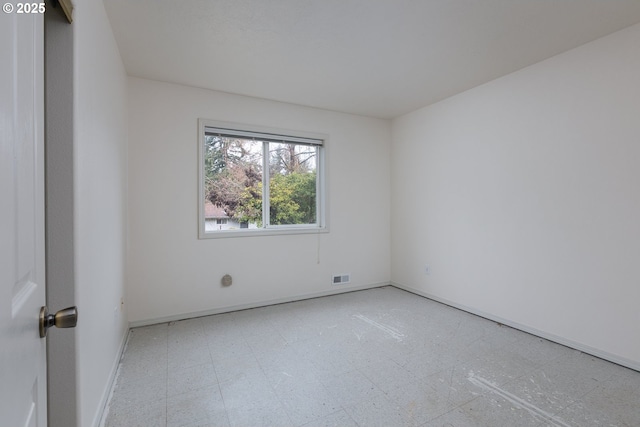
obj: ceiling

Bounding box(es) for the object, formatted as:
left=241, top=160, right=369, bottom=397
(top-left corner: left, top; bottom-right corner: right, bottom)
left=104, top=0, right=640, bottom=119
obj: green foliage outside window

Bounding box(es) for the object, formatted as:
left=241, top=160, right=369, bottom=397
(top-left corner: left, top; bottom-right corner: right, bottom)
left=204, top=135, right=317, bottom=228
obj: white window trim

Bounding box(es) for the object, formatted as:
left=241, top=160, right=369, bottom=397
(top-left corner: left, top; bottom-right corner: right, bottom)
left=198, top=119, right=329, bottom=239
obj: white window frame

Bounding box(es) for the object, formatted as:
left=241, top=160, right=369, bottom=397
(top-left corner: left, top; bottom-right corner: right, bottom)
left=198, top=119, right=329, bottom=239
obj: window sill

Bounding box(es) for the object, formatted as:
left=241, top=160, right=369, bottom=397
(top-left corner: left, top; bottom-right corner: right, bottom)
left=198, top=226, right=329, bottom=239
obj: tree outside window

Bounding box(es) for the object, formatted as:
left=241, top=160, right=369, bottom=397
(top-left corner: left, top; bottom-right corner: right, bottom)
left=199, top=121, right=325, bottom=237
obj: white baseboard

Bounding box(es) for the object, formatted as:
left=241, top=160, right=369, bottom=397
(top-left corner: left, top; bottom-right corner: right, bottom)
left=128, top=282, right=390, bottom=328
left=128, top=280, right=639, bottom=372
left=95, top=326, right=129, bottom=427
left=390, top=281, right=640, bottom=373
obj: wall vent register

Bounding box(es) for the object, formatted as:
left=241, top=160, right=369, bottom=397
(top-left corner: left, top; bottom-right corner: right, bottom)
left=332, top=274, right=351, bottom=285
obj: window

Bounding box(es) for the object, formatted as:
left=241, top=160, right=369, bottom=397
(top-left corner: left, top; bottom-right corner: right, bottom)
left=198, top=119, right=327, bottom=238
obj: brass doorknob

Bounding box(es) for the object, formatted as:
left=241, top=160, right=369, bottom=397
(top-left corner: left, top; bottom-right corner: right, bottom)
left=39, top=306, right=78, bottom=338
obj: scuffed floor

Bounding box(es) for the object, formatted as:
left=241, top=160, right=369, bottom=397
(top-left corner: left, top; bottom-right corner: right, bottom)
left=102, top=286, right=640, bottom=427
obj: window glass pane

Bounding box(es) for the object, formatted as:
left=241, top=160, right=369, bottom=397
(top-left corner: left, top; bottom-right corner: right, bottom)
left=199, top=120, right=326, bottom=238
left=268, top=142, right=317, bottom=226
left=203, top=135, right=263, bottom=230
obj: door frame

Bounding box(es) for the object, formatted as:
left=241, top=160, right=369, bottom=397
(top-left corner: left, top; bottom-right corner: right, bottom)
left=44, top=3, right=78, bottom=426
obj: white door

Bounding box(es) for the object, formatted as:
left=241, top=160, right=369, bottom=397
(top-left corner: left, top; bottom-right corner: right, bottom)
left=0, top=11, right=47, bottom=427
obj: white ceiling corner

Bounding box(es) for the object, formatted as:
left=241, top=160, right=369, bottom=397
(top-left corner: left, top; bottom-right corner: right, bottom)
left=103, top=0, right=640, bottom=119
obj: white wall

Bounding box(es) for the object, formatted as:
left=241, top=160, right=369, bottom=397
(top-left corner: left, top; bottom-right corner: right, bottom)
left=391, top=23, right=640, bottom=369
left=127, top=78, right=391, bottom=324
left=74, top=1, right=129, bottom=425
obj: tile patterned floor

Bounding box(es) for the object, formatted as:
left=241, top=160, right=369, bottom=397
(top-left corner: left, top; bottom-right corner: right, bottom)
left=102, top=286, right=640, bottom=427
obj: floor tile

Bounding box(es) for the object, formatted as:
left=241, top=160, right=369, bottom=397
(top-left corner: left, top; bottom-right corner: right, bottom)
left=383, top=378, right=458, bottom=424
left=103, top=287, right=640, bottom=427
left=555, top=375, right=640, bottom=427
left=424, top=366, right=485, bottom=408
left=318, top=368, right=384, bottom=408
left=359, top=358, right=416, bottom=394
left=166, top=385, right=227, bottom=427
left=168, top=363, right=218, bottom=397
left=168, top=344, right=212, bottom=373
left=213, top=352, right=262, bottom=384
left=344, top=392, right=420, bottom=427
left=104, top=397, right=167, bottom=427
left=218, top=370, right=275, bottom=411
left=207, top=335, right=252, bottom=364
left=225, top=401, right=291, bottom=427
left=262, top=357, right=320, bottom=390
left=109, top=376, right=167, bottom=410
left=300, top=409, right=358, bottom=427
left=273, top=379, right=341, bottom=426
left=454, top=394, right=549, bottom=427
left=422, top=407, right=484, bottom=427
left=116, top=352, right=168, bottom=385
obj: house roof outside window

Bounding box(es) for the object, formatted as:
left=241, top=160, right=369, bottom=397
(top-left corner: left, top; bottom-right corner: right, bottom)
left=204, top=201, right=229, bottom=220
